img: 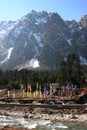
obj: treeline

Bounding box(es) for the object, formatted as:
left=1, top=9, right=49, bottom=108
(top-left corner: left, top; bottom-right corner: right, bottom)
left=0, top=69, right=57, bottom=90
left=0, top=53, right=87, bottom=90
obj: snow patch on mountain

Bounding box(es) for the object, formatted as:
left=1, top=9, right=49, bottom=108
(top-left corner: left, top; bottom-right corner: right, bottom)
left=80, top=55, right=87, bottom=64
left=67, top=39, right=72, bottom=46
left=35, top=17, right=47, bottom=25
left=0, top=47, right=13, bottom=64
left=34, top=46, right=38, bottom=58
left=33, top=33, right=41, bottom=42
left=29, top=59, right=39, bottom=68
left=0, top=44, right=4, bottom=49
left=0, top=30, right=6, bottom=42
left=17, top=58, right=40, bottom=70
left=33, top=33, right=43, bottom=47
left=0, top=30, right=6, bottom=35
left=24, top=41, right=28, bottom=48
left=8, top=26, right=16, bottom=31
left=78, top=26, right=82, bottom=30
left=12, top=27, right=21, bottom=38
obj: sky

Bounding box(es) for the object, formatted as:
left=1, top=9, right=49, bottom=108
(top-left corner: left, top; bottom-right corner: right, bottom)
left=0, top=0, right=87, bottom=22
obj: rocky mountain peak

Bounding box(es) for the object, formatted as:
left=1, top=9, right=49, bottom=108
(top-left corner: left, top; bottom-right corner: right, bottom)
left=0, top=11, right=87, bottom=70
left=79, top=15, right=87, bottom=27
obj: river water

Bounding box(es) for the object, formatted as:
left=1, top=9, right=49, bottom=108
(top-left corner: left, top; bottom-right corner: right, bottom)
left=0, top=115, right=87, bottom=130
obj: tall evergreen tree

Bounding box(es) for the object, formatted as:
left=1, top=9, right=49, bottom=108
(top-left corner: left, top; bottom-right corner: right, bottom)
left=57, top=61, right=67, bottom=85
left=57, top=53, right=85, bottom=87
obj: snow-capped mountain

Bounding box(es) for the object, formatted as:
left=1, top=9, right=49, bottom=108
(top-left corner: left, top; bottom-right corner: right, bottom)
left=0, top=10, right=87, bottom=70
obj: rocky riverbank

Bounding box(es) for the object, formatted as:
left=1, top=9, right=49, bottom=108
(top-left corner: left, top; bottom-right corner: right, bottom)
left=0, top=105, right=87, bottom=123
left=0, top=126, right=29, bottom=130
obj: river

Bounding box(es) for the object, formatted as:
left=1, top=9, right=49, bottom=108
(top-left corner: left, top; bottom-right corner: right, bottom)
left=0, top=115, right=87, bottom=130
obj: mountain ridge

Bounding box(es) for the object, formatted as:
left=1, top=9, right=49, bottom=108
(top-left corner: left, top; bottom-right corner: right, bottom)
left=0, top=10, right=87, bottom=70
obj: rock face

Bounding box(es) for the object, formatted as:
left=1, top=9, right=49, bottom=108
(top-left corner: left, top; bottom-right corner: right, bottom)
left=0, top=11, right=87, bottom=70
